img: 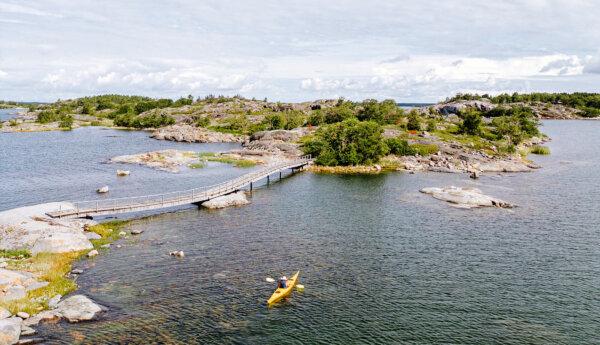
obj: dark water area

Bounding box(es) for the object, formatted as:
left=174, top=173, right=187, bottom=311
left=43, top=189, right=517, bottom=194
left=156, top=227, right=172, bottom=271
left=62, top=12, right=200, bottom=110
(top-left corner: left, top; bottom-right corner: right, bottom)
left=0, top=108, right=23, bottom=121
left=2, top=122, right=599, bottom=344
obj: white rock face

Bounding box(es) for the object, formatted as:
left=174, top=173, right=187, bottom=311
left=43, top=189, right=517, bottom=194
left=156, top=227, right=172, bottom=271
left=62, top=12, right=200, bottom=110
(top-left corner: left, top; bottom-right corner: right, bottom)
left=201, top=191, right=249, bottom=209
left=0, top=203, right=95, bottom=254
left=0, top=317, right=21, bottom=345
left=0, top=308, right=10, bottom=320
left=56, top=295, right=104, bottom=323
left=420, top=186, right=514, bottom=209
left=87, top=250, right=99, bottom=258
left=48, top=294, right=62, bottom=309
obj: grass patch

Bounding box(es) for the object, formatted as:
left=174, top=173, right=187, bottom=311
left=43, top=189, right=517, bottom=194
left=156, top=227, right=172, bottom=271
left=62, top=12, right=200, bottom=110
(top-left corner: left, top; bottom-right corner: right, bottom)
left=87, top=220, right=129, bottom=249
left=0, top=220, right=130, bottom=315
left=0, top=249, right=31, bottom=259
left=1, top=252, right=81, bottom=315
left=199, top=152, right=257, bottom=168
left=530, top=145, right=550, bottom=155
left=411, top=143, right=439, bottom=156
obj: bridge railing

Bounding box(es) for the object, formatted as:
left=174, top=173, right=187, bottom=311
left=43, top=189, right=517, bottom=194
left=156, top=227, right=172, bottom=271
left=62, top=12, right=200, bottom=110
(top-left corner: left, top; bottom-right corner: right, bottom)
left=56, top=156, right=311, bottom=215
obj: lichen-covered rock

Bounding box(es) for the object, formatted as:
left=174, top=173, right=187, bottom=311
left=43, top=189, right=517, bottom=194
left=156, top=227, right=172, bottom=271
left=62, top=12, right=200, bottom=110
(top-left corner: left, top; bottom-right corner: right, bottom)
left=0, top=317, right=21, bottom=345
left=420, top=186, right=514, bottom=208
left=201, top=191, right=249, bottom=209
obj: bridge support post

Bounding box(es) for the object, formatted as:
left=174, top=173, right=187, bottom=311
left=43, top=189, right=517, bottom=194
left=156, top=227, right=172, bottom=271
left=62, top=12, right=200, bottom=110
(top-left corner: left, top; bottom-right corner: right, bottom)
left=279, top=171, right=282, bottom=180
left=250, top=182, right=253, bottom=191
left=267, top=175, right=270, bottom=185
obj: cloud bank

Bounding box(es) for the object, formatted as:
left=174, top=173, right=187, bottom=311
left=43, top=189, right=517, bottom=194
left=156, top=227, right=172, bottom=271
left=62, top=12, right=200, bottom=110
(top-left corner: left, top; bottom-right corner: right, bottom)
left=1, top=0, right=599, bottom=102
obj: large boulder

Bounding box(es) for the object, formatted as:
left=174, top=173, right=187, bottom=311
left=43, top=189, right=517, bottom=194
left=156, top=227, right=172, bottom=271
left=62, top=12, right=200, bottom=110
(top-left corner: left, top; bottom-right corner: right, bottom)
left=0, top=317, right=21, bottom=345
left=56, top=295, right=104, bottom=323
left=420, top=186, right=514, bottom=208
left=202, top=191, right=249, bottom=209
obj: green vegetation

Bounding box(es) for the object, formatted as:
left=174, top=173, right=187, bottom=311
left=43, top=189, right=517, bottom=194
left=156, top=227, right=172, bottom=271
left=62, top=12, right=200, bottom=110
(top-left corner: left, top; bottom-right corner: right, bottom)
left=530, top=145, right=551, bottom=155
left=0, top=220, right=129, bottom=315
left=0, top=249, right=31, bottom=259
left=385, top=138, right=416, bottom=156
left=114, top=112, right=176, bottom=128
left=199, top=152, right=257, bottom=168
left=411, top=143, right=439, bottom=156
left=458, top=110, right=482, bottom=135
left=449, top=92, right=600, bottom=118
left=302, top=119, right=388, bottom=166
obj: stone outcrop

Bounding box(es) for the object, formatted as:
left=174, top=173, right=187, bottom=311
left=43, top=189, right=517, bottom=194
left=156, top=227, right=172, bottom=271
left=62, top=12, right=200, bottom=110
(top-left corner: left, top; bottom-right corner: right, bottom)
left=420, top=186, right=514, bottom=208
left=201, top=191, right=250, bottom=209
left=0, top=317, right=21, bottom=345
left=151, top=124, right=245, bottom=143
left=434, top=100, right=496, bottom=115
left=0, top=269, right=50, bottom=302
left=237, top=129, right=309, bottom=158
left=0, top=203, right=94, bottom=254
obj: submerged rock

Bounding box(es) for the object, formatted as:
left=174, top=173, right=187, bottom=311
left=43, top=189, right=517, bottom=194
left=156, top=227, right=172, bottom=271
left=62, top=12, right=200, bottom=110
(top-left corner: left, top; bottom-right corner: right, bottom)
left=0, top=317, right=22, bottom=345
left=116, top=170, right=130, bottom=176
left=420, top=186, right=514, bottom=209
left=201, top=191, right=249, bottom=209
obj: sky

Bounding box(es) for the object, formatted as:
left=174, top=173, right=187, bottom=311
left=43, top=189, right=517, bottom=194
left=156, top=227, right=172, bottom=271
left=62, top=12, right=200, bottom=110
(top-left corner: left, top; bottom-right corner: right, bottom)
left=1, top=0, right=600, bottom=102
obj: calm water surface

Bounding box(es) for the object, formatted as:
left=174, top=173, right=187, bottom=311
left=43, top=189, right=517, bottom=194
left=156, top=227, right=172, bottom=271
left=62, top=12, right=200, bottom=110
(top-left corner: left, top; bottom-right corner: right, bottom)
left=1, top=122, right=599, bottom=344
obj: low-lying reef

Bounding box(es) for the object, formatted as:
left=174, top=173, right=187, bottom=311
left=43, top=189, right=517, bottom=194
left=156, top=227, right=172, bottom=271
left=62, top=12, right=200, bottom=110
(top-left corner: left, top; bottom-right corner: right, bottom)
left=110, top=149, right=263, bottom=173
left=420, top=186, right=514, bottom=209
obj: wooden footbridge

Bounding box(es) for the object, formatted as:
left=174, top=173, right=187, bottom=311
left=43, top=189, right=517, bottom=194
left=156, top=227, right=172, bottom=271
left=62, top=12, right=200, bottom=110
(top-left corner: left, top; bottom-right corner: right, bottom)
left=47, top=155, right=312, bottom=219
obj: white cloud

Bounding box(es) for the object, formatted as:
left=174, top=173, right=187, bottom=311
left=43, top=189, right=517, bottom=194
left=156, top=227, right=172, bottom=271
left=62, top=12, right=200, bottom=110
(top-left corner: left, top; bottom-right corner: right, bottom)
left=0, top=3, right=59, bottom=17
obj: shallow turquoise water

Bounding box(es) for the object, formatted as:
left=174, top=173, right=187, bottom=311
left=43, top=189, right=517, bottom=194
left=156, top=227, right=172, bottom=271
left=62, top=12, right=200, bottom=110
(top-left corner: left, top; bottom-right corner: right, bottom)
left=2, top=121, right=599, bottom=344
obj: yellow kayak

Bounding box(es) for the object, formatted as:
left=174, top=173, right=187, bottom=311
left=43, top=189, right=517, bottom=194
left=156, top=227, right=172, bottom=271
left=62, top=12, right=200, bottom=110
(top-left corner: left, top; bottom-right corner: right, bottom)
left=267, top=271, right=300, bottom=306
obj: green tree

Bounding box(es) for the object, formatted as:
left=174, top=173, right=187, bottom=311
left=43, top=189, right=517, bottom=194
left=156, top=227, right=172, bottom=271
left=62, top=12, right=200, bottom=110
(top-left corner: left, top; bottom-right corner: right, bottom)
left=302, top=118, right=387, bottom=166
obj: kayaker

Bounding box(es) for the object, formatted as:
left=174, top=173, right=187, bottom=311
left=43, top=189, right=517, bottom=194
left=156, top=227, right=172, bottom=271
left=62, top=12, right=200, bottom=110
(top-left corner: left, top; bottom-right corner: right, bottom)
left=278, top=276, right=288, bottom=288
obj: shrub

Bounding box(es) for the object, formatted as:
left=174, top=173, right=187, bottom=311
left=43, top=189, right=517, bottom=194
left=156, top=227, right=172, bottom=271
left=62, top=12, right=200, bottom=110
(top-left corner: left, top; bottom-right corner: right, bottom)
left=263, top=114, right=285, bottom=130
left=406, top=110, right=421, bottom=131
left=324, top=104, right=356, bottom=124
left=357, top=99, right=403, bottom=124
left=426, top=119, right=437, bottom=132
left=458, top=110, right=482, bottom=135
left=385, top=138, right=416, bottom=156
left=37, top=110, right=61, bottom=123
left=307, top=110, right=325, bottom=126
left=284, top=111, right=305, bottom=129
left=530, top=145, right=550, bottom=155
left=302, top=118, right=387, bottom=166
left=59, top=115, right=74, bottom=129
